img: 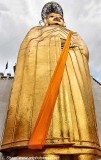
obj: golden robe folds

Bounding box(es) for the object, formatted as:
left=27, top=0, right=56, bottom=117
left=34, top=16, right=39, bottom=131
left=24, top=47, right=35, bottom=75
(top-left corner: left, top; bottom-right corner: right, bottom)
left=1, top=26, right=101, bottom=156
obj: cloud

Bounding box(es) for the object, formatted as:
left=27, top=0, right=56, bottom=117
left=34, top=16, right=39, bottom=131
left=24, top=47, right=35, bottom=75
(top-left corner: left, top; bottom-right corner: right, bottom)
left=0, top=0, right=101, bottom=82
left=0, top=2, right=9, bottom=12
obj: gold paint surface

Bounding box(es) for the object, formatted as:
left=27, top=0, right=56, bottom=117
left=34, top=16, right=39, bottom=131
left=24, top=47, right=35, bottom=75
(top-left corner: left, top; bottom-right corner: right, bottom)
left=1, top=26, right=101, bottom=157
left=74, top=155, right=97, bottom=160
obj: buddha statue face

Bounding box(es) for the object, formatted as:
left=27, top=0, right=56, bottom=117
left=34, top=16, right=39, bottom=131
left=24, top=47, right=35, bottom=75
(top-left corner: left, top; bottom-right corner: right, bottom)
left=44, top=13, right=66, bottom=27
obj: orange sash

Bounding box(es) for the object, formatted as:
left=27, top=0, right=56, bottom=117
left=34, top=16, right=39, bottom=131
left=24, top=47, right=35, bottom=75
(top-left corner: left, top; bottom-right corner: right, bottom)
left=28, top=31, right=72, bottom=149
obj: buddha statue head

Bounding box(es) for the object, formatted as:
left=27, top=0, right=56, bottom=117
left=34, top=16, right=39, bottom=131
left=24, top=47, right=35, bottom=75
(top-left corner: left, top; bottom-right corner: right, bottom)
left=41, top=2, right=66, bottom=27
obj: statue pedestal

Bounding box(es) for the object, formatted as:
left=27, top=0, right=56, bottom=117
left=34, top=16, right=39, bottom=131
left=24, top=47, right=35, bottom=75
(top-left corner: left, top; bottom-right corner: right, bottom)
left=74, top=155, right=97, bottom=160
left=7, top=155, right=101, bottom=160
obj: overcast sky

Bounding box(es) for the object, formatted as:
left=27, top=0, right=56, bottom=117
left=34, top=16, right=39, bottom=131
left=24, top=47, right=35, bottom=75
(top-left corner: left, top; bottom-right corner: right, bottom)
left=0, top=0, right=101, bottom=82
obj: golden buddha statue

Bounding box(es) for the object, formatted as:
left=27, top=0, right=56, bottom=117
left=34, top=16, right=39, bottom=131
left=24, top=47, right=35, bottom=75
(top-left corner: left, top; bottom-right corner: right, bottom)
left=1, top=2, right=101, bottom=160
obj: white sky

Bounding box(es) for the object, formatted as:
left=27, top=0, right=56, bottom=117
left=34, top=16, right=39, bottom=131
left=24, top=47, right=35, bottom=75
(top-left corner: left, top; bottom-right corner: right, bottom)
left=0, top=0, right=101, bottom=82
